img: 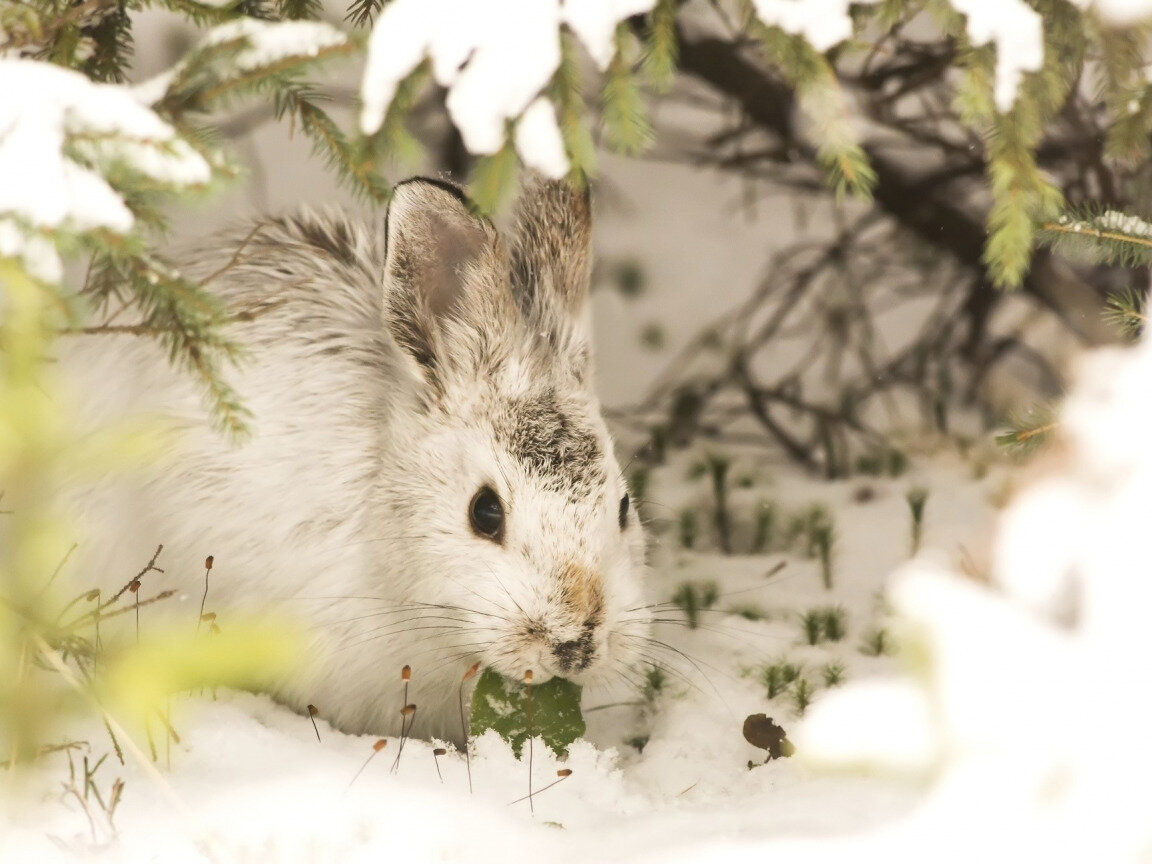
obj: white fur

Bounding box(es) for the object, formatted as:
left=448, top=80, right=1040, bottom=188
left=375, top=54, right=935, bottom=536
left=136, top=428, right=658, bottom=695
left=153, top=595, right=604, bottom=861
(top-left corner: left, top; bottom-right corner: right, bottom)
left=60, top=179, right=650, bottom=742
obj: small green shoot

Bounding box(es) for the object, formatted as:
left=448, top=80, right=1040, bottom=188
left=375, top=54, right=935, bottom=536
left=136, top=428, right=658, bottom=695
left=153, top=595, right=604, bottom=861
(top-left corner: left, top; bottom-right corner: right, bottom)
left=821, top=607, right=847, bottom=641
left=686, top=461, right=708, bottom=481
left=812, top=518, right=835, bottom=590
left=707, top=454, right=733, bottom=554
left=906, top=487, right=929, bottom=554
left=859, top=627, right=892, bottom=657
left=800, top=610, right=823, bottom=645
left=640, top=322, right=665, bottom=350
left=854, top=448, right=907, bottom=477
left=642, top=665, right=667, bottom=703
left=799, top=607, right=847, bottom=645
left=821, top=662, right=845, bottom=687
left=787, top=504, right=833, bottom=560
left=678, top=508, right=698, bottom=549
left=760, top=659, right=800, bottom=699
left=853, top=452, right=883, bottom=476
left=792, top=678, right=813, bottom=716
left=671, top=580, right=719, bottom=629
left=629, top=466, right=650, bottom=508
left=611, top=259, right=645, bottom=298
left=732, top=604, right=767, bottom=622
left=887, top=449, right=908, bottom=477
left=626, top=734, right=649, bottom=753
left=751, top=500, right=776, bottom=554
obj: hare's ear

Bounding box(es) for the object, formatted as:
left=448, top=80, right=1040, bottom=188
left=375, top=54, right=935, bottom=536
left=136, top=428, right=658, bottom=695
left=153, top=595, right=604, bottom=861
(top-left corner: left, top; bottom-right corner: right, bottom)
left=509, top=176, right=594, bottom=378
left=382, top=178, right=504, bottom=393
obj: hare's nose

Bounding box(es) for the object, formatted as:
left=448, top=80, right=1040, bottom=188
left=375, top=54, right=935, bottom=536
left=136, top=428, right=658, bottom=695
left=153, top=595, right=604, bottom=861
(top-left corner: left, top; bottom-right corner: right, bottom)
left=551, top=634, right=594, bottom=673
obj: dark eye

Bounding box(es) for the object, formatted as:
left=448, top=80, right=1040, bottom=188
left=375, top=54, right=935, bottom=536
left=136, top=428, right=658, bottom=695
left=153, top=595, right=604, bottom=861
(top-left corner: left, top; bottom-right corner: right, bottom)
left=618, top=493, right=630, bottom=530
left=469, top=486, right=505, bottom=542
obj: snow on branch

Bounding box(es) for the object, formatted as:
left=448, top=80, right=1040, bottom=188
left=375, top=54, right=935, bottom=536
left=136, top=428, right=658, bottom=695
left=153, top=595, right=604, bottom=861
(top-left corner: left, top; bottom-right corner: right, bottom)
left=359, top=0, right=656, bottom=178
left=0, top=59, right=212, bottom=282
left=951, top=0, right=1043, bottom=112
left=358, top=0, right=1058, bottom=181
left=197, top=18, right=347, bottom=71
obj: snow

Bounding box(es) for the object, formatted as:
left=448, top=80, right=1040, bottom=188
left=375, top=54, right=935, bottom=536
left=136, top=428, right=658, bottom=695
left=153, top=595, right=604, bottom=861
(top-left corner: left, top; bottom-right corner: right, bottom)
left=751, top=0, right=1044, bottom=112
left=360, top=0, right=566, bottom=156
left=0, top=22, right=344, bottom=284
left=132, top=20, right=344, bottom=107
left=0, top=59, right=211, bottom=282
left=359, top=0, right=664, bottom=167
left=949, top=0, right=1044, bottom=112
left=564, top=0, right=657, bottom=69
left=750, top=0, right=861, bottom=52
left=10, top=307, right=1152, bottom=860
left=8, top=0, right=1152, bottom=857
left=359, top=0, right=1049, bottom=178
left=514, top=97, right=569, bottom=179
left=0, top=219, right=64, bottom=284
left=198, top=19, right=346, bottom=70
left=796, top=331, right=1152, bottom=861
left=0, top=443, right=999, bottom=860
left=1058, top=208, right=1152, bottom=239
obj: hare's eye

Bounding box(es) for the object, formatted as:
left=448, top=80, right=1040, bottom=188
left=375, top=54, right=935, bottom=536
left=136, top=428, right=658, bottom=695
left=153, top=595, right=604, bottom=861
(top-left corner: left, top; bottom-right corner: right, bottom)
left=618, top=493, right=630, bottom=530
left=470, top=487, right=505, bottom=543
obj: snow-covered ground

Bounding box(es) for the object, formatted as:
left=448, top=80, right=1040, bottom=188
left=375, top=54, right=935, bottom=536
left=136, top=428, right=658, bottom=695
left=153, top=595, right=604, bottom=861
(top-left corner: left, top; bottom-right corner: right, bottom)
left=8, top=332, right=1152, bottom=862
left=8, top=4, right=1152, bottom=858
left=1, top=441, right=1004, bottom=862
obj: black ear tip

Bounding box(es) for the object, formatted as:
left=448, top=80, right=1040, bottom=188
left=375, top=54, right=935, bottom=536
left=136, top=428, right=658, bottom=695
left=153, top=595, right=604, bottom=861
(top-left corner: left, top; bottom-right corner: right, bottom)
left=391, top=176, right=474, bottom=210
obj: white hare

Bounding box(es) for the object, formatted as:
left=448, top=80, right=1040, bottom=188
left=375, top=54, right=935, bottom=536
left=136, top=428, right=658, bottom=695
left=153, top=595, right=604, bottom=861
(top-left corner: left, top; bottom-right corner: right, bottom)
left=64, top=177, right=651, bottom=741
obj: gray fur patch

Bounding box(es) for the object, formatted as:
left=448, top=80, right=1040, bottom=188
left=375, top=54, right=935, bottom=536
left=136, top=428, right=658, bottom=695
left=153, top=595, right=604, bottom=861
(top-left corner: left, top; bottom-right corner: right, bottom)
left=501, top=389, right=604, bottom=497
left=275, top=213, right=360, bottom=267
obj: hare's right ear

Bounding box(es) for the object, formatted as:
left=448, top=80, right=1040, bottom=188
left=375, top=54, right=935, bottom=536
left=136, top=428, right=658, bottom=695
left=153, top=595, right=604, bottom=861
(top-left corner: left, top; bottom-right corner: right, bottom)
left=382, top=178, right=502, bottom=395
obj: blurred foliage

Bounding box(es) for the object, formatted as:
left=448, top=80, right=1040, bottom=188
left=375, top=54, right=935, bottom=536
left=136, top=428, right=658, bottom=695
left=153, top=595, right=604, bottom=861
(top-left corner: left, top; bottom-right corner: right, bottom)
left=0, top=262, right=299, bottom=772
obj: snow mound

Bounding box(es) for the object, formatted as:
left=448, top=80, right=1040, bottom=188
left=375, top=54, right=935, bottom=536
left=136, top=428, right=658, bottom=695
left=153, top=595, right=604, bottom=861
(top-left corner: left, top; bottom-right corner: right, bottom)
left=797, top=331, right=1152, bottom=860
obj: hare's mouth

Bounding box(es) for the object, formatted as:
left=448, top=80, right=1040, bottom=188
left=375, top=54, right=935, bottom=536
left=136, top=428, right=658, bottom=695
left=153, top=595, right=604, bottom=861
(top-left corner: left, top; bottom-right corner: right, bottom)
left=484, top=619, right=609, bottom=683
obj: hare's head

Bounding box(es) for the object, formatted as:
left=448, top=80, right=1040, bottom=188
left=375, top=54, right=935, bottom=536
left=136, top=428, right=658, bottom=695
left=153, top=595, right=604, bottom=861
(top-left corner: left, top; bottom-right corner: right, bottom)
left=374, top=177, right=649, bottom=687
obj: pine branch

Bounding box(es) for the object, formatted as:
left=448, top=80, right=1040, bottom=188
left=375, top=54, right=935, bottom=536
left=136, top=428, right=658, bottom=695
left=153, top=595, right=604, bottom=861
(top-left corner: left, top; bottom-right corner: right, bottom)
left=344, top=0, right=384, bottom=28
left=995, top=403, right=1058, bottom=457
left=982, top=124, right=1063, bottom=289
left=602, top=23, right=654, bottom=157
left=276, top=86, right=390, bottom=203
left=470, top=137, right=520, bottom=215
left=1037, top=207, right=1152, bottom=269
left=551, top=29, right=597, bottom=180
left=79, top=0, right=133, bottom=83
left=85, top=252, right=251, bottom=436
left=195, top=41, right=355, bottom=109
left=277, top=0, right=321, bottom=20
left=641, top=0, right=679, bottom=93
left=1103, top=286, right=1148, bottom=339
left=155, top=26, right=353, bottom=121
left=357, top=61, right=428, bottom=176
left=749, top=20, right=875, bottom=199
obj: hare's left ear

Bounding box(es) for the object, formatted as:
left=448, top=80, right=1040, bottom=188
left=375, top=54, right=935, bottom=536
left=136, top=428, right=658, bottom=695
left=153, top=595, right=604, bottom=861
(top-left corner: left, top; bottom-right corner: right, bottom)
left=382, top=178, right=516, bottom=398
left=509, top=176, right=594, bottom=377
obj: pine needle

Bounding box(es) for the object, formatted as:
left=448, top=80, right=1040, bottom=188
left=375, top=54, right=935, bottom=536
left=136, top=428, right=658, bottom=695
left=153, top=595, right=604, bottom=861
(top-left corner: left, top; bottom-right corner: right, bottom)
left=996, top=403, right=1059, bottom=457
